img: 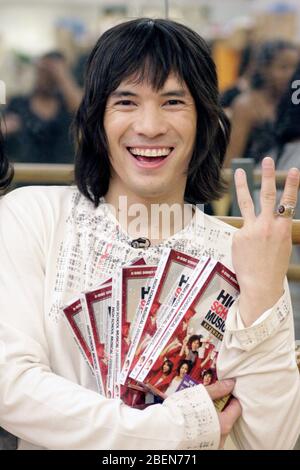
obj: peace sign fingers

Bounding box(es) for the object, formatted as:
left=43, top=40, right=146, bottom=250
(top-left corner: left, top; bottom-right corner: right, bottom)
left=275, top=167, right=300, bottom=226
left=234, top=168, right=255, bottom=224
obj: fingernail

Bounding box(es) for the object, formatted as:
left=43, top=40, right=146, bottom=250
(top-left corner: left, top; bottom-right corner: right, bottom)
left=234, top=169, right=246, bottom=180
left=289, top=168, right=300, bottom=177
left=262, top=157, right=274, bottom=167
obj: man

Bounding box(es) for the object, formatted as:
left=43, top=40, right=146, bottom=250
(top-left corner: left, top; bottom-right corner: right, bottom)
left=0, top=18, right=299, bottom=450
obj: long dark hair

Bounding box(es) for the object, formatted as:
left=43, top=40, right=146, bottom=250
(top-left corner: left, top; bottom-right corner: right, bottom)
left=74, top=18, right=230, bottom=206
left=0, top=122, right=14, bottom=191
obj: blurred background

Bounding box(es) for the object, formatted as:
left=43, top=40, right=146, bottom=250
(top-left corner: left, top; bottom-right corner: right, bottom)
left=0, top=0, right=300, bottom=450
left=1, top=0, right=300, bottom=95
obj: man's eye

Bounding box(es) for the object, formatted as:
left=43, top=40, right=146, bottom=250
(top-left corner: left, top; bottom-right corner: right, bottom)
left=115, top=100, right=135, bottom=106
left=166, top=99, right=184, bottom=106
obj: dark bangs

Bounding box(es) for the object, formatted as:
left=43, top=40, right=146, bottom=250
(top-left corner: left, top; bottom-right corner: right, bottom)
left=74, top=18, right=230, bottom=206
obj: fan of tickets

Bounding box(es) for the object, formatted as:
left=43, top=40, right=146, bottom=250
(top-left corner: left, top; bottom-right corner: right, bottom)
left=63, top=248, right=240, bottom=410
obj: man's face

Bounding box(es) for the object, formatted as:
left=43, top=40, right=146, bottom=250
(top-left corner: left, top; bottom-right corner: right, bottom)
left=104, top=73, right=197, bottom=201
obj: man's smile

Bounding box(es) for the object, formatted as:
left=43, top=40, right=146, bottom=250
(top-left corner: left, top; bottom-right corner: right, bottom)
left=126, top=146, right=175, bottom=167
left=127, top=146, right=174, bottom=157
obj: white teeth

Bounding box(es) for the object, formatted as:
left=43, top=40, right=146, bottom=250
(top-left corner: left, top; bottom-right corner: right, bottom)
left=129, top=147, right=172, bottom=157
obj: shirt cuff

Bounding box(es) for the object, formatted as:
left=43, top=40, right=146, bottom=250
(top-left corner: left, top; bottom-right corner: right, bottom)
left=162, top=384, right=220, bottom=450
left=225, top=288, right=290, bottom=352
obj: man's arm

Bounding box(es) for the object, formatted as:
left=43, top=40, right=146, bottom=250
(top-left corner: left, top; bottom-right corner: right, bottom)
left=0, top=320, right=220, bottom=450
left=218, top=286, right=300, bottom=449
left=217, top=158, right=300, bottom=449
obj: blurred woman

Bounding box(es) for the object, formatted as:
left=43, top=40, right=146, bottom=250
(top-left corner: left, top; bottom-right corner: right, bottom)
left=2, top=51, right=81, bottom=164
left=224, top=40, right=299, bottom=167
left=273, top=63, right=300, bottom=262
left=220, top=44, right=255, bottom=113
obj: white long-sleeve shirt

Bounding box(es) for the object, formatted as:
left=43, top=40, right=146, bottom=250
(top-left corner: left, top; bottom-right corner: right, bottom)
left=0, top=186, right=299, bottom=450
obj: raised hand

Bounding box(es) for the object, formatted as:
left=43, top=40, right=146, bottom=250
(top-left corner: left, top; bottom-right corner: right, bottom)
left=232, top=157, right=300, bottom=327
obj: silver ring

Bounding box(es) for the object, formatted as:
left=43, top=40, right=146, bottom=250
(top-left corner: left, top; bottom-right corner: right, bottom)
left=275, top=203, right=296, bottom=218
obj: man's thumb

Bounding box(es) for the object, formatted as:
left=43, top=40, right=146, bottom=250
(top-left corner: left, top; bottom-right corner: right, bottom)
left=221, top=397, right=242, bottom=421
left=205, top=379, right=235, bottom=401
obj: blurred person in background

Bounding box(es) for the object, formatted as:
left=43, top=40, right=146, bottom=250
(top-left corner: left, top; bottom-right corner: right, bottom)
left=273, top=63, right=300, bottom=260
left=220, top=44, right=255, bottom=114
left=224, top=40, right=299, bottom=167
left=73, top=51, right=90, bottom=88
left=274, top=63, right=300, bottom=176
left=250, top=64, right=300, bottom=344
left=253, top=64, right=300, bottom=218
left=1, top=51, right=82, bottom=164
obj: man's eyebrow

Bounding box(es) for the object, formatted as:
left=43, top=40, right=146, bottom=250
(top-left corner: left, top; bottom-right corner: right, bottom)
left=160, top=89, right=187, bottom=97
left=109, top=89, right=187, bottom=98
left=110, top=90, right=138, bottom=98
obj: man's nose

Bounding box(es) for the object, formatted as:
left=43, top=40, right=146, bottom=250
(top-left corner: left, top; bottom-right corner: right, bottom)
left=132, top=105, right=168, bottom=138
